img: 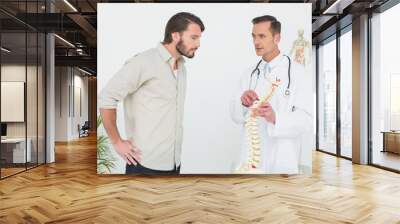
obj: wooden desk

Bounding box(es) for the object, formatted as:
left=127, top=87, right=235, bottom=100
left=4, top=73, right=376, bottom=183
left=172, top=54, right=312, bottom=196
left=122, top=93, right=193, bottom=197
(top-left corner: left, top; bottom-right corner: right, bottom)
left=381, top=131, right=400, bottom=154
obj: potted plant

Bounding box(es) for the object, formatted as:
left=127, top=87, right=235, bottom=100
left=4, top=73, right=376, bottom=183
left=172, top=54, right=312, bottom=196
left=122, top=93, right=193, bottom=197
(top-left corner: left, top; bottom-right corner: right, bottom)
left=97, top=115, right=116, bottom=174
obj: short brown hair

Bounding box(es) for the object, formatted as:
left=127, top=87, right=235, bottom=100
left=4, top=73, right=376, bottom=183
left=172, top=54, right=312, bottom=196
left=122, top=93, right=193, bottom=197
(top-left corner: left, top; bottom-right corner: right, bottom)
left=252, top=15, right=281, bottom=35
left=163, top=12, right=205, bottom=44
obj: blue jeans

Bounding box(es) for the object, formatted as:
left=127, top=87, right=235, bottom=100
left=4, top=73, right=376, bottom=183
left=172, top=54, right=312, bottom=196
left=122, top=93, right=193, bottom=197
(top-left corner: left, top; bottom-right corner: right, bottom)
left=125, top=163, right=180, bottom=175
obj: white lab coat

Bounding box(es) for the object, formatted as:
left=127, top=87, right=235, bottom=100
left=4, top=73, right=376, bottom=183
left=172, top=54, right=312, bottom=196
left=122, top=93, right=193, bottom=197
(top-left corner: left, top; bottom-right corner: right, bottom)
left=230, top=53, right=313, bottom=174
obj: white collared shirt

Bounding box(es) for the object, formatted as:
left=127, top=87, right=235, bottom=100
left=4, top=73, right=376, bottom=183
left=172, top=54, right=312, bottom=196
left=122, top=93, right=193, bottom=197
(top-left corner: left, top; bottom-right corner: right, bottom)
left=99, top=43, right=187, bottom=171
left=168, top=57, right=179, bottom=77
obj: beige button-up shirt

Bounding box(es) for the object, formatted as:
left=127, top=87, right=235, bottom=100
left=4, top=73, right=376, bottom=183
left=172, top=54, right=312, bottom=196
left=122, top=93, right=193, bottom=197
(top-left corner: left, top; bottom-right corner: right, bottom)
left=98, top=43, right=186, bottom=170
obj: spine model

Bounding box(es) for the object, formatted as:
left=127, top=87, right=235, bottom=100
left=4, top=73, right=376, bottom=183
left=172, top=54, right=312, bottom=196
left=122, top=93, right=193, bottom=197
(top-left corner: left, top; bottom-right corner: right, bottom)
left=236, top=79, right=281, bottom=173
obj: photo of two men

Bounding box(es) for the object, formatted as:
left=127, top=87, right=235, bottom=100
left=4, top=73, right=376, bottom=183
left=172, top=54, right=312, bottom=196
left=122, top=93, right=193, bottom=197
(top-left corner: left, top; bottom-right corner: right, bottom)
left=97, top=3, right=313, bottom=175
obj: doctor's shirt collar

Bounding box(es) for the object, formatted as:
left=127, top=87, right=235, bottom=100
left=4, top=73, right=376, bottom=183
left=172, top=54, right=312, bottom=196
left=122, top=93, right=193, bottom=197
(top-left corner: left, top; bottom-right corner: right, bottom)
left=261, top=52, right=284, bottom=73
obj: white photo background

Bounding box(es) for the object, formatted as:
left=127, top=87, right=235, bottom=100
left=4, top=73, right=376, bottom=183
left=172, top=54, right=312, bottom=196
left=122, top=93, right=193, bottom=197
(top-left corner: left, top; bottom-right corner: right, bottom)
left=97, top=3, right=313, bottom=174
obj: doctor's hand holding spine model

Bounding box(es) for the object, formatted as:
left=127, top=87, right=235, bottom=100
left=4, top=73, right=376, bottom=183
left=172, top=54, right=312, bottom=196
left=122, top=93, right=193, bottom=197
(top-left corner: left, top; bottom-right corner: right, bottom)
left=230, top=15, right=313, bottom=174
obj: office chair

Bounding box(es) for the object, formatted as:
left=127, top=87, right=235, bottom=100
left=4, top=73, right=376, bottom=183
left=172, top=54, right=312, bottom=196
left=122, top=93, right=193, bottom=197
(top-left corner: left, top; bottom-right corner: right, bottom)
left=78, top=121, right=90, bottom=138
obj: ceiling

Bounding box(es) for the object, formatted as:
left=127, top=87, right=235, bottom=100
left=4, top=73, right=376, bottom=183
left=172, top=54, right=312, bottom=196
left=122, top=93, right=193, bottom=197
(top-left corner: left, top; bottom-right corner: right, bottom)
left=0, top=0, right=394, bottom=75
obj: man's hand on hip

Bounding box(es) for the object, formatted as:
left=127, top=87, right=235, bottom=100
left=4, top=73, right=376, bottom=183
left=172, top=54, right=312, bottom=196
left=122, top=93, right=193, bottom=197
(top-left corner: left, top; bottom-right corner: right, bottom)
left=113, top=139, right=141, bottom=165
left=241, top=90, right=259, bottom=107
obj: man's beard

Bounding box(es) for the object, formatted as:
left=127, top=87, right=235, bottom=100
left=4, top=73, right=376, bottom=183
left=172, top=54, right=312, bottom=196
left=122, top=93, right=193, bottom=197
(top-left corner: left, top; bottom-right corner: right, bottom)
left=176, top=40, right=196, bottom=58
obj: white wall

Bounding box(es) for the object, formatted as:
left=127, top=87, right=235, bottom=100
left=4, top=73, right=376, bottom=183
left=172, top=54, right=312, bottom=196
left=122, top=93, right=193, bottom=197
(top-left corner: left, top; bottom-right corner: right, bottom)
left=71, top=72, right=89, bottom=138
left=1, top=65, right=26, bottom=129
left=1, top=64, right=46, bottom=164
left=55, top=66, right=68, bottom=141
left=1, top=65, right=37, bottom=138
left=312, top=45, right=317, bottom=148
left=55, top=67, right=89, bottom=141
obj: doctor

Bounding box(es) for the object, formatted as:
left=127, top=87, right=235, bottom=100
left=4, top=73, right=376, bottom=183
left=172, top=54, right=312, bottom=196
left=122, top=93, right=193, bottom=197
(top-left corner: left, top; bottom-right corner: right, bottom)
left=230, top=15, right=313, bottom=174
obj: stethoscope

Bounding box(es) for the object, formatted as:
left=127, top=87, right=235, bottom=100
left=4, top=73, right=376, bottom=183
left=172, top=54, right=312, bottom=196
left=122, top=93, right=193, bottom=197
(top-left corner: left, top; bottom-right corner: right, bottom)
left=248, top=55, right=291, bottom=96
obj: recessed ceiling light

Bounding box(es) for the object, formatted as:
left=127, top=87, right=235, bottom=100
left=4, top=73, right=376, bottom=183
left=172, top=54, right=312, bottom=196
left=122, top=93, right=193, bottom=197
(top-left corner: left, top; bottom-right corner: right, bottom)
left=54, top=34, right=75, bottom=48
left=78, top=67, right=92, bottom=76
left=63, top=0, right=78, bottom=12
left=323, top=0, right=348, bottom=14
left=1, top=47, right=11, bottom=53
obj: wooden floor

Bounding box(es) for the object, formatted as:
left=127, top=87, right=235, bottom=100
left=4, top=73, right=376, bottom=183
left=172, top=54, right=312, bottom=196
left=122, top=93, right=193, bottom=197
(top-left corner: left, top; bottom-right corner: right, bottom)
left=1, top=163, right=45, bottom=178
left=1, top=167, right=26, bottom=178
left=1, top=135, right=400, bottom=223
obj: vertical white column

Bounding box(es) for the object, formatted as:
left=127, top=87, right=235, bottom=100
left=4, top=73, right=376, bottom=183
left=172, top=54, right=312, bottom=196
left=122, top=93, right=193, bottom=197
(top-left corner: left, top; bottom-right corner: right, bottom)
left=46, top=1, right=55, bottom=163
left=352, top=14, right=369, bottom=164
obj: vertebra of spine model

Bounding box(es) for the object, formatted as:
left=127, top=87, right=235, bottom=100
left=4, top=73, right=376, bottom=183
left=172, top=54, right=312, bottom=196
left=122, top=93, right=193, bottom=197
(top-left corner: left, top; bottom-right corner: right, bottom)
left=236, top=79, right=281, bottom=173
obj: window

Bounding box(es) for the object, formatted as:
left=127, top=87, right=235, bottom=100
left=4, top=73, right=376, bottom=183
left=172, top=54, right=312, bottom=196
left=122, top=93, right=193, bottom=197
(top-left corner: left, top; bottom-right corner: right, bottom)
left=0, top=1, right=47, bottom=179
left=370, top=3, right=400, bottom=171
left=390, top=74, right=400, bottom=130
left=340, top=29, right=352, bottom=158
left=318, top=37, right=337, bottom=155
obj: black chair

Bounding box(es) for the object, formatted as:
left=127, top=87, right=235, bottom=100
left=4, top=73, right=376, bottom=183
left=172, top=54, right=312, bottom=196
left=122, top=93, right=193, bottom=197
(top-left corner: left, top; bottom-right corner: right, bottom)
left=78, top=121, right=90, bottom=138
